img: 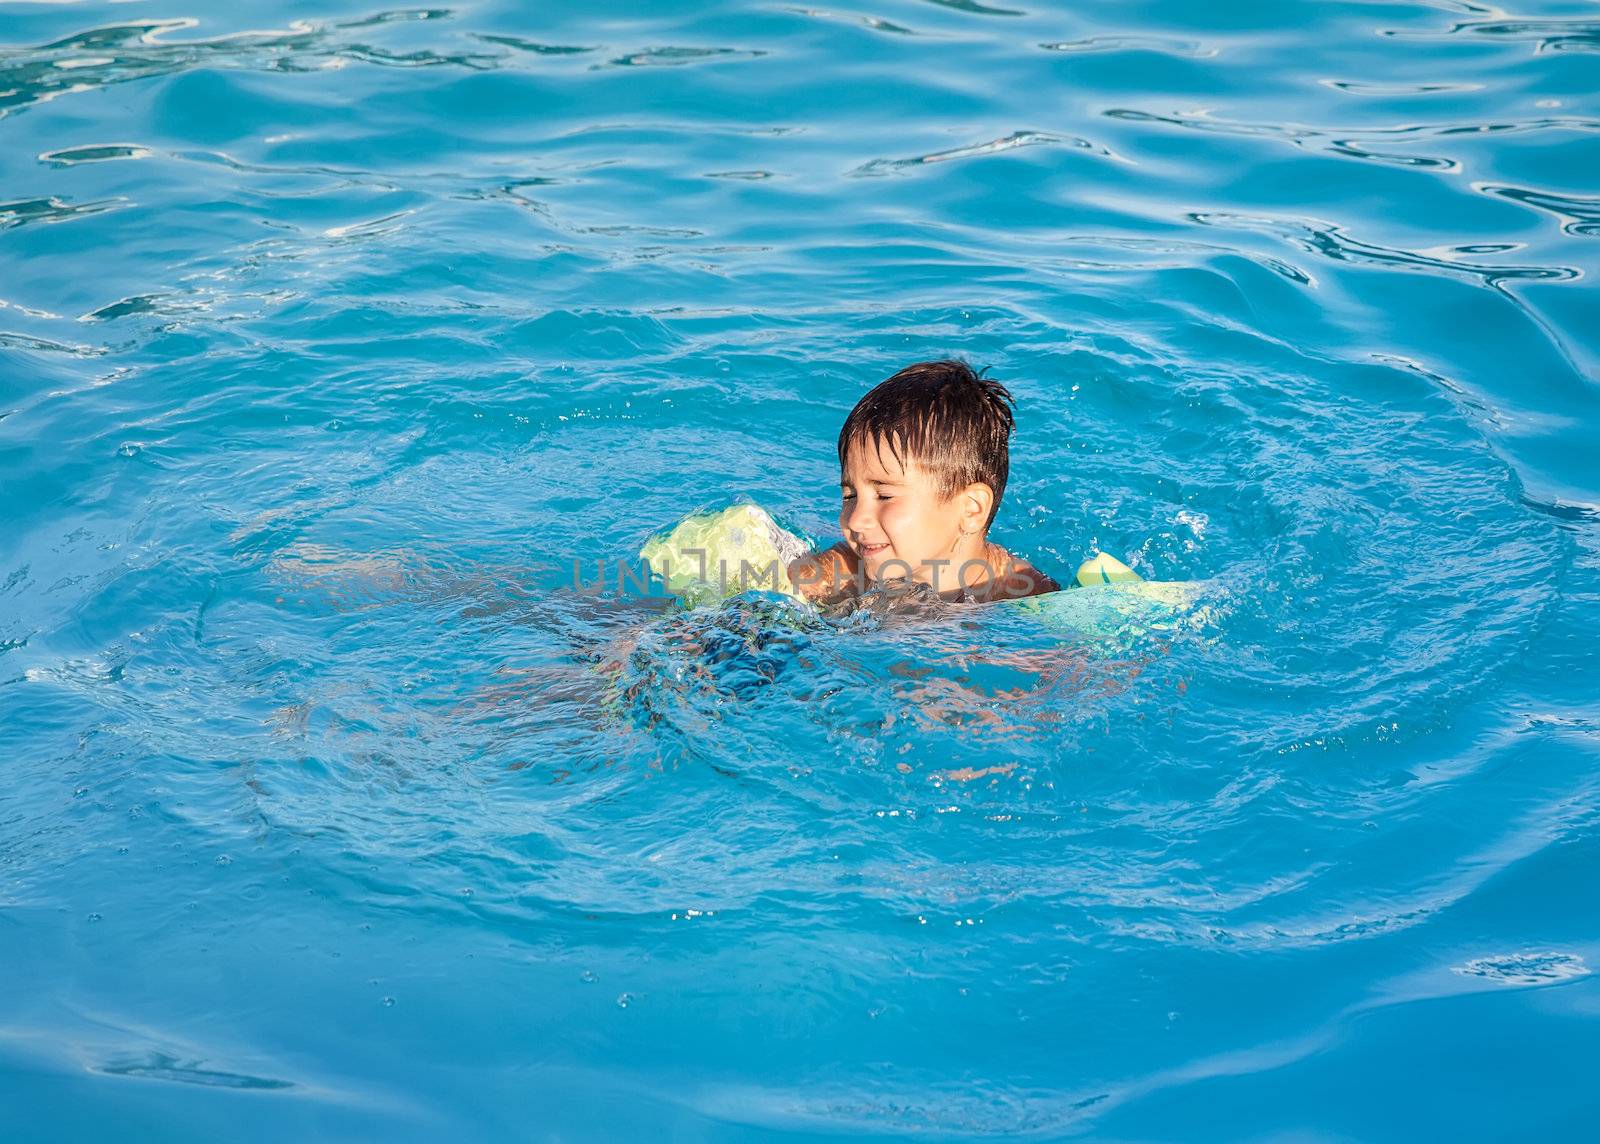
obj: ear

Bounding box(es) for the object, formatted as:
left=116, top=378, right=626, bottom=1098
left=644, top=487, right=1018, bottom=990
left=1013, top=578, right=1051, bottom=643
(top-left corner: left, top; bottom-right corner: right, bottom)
left=959, top=482, right=994, bottom=535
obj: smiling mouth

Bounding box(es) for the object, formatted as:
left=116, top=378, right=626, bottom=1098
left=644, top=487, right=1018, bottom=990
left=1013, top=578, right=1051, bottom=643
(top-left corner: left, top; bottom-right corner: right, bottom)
left=857, top=542, right=890, bottom=557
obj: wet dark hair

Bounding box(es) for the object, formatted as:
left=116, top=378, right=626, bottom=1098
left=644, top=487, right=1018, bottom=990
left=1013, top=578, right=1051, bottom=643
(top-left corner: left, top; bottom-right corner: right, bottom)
left=837, top=359, right=1015, bottom=528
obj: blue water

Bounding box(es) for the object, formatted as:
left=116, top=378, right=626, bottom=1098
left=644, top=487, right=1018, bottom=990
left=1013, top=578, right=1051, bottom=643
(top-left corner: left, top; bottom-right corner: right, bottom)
left=3, top=0, right=1599, bottom=1138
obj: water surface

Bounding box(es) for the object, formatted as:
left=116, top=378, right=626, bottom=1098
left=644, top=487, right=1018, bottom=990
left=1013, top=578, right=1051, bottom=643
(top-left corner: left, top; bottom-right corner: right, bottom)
left=3, top=0, right=1599, bottom=1139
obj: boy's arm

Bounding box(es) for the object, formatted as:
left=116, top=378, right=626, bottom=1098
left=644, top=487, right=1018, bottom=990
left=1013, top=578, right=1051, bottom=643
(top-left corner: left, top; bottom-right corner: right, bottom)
left=787, top=542, right=859, bottom=602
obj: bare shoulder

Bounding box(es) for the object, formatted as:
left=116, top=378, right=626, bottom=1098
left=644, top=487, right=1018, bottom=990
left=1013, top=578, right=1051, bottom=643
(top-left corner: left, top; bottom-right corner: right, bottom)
left=987, top=547, right=1061, bottom=601
left=787, top=542, right=860, bottom=601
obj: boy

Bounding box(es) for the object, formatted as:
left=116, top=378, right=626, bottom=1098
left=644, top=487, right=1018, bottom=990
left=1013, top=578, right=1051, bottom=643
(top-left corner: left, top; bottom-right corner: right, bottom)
left=789, top=360, right=1059, bottom=604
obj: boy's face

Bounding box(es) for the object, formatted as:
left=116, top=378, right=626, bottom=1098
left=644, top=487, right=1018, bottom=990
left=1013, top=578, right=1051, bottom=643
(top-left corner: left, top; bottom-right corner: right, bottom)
left=839, top=436, right=988, bottom=588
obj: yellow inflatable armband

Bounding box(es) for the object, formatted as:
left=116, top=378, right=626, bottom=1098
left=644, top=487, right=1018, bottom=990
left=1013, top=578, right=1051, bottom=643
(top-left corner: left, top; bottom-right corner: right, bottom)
left=639, top=504, right=810, bottom=607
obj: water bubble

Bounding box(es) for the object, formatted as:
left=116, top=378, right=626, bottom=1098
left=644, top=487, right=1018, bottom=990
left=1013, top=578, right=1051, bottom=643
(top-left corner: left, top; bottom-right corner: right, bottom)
left=616, top=992, right=634, bottom=1008
left=581, top=970, right=599, bottom=983
left=381, top=996, right=397, bottom=1007
left=87, top=912, right=102, bottom=922
left=214, top=854, right=232, bottom=866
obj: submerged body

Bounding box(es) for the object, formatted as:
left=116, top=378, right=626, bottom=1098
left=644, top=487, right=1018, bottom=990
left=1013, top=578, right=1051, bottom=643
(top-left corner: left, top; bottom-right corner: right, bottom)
left=640, top=503, right=1201, bottom=638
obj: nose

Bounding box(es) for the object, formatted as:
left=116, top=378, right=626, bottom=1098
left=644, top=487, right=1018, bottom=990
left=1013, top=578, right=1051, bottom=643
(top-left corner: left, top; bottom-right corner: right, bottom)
left=845, top=495, right=876, bottom=538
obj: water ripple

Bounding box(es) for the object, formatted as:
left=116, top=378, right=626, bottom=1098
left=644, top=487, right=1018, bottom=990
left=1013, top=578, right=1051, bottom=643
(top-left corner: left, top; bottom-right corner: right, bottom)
left=37, top=143, right=155, bottom=166
left=336, top=8, right=455, bottom=29
left=1191, top=210, right=1580, bottom=286
left=1518, top=493, right=1600, bottom=528
left=0, top=195, right=123, bottom=230
left=786, top=8, right=918, bottom=36
left=472, top=33, right=597, bottom=56
left=594, top=46, right=768, bottom=70
left=83, top=293, right=212, bottom=323
left=918, top=0, right=1024, bottom=16
left=94, top=1051, right=296, bottom=1089
left=851, top=129, right=1119, bottom=176
left=0, top=13, right=500, bottom=119
left=1452, top=951, right=1591, bottom=987
left=1321, top=79, right=1482, bottom=96
left=1477, top=183, right=1600, bottom=238
left=1106, top=107, right=1600, bottom=172
left=1040, top=35, right=1217, bottom=58
left=0, top=331, right=106, bottom=356
left=1384, top=13, right=1600, bottom=54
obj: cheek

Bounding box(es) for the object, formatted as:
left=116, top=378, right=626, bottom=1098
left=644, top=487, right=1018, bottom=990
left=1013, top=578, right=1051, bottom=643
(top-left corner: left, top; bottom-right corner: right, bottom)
left=890, top=502, right=952, bottom=550
left=878, top=502, right=916, bottom=542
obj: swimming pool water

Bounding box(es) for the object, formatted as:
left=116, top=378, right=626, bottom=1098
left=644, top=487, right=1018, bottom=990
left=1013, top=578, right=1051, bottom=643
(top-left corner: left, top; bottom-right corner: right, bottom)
left=3, top=1, right=1599, bottom=1139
